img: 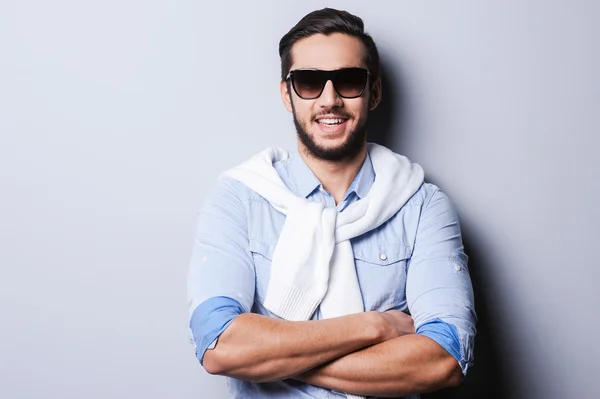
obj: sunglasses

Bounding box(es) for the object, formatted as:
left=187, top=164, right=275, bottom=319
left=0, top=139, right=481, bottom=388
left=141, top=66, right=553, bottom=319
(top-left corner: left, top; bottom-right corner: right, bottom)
left=286, top=67, right=371, bottom=100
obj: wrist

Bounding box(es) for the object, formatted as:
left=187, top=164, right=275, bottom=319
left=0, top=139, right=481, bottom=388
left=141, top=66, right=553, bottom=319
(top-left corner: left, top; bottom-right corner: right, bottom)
left=363, top=311, right=389, bottom=344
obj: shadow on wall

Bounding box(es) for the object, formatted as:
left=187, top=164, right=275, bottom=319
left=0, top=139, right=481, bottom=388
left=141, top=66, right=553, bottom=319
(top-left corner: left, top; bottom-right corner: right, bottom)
left=368, top=59, right=514, bottom=399
left=366, top=60, right=403, bottom=147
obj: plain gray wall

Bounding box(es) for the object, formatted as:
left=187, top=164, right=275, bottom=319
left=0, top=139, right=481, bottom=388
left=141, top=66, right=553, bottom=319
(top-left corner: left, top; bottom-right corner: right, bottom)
left=1, top=1, right=598, bottom=398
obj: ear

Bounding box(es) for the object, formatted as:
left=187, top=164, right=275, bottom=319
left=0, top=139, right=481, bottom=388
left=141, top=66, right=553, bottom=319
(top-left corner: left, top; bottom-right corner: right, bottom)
left=280, top=80, right=293, bottom=113
left=369, top=77, right=382, bottom=111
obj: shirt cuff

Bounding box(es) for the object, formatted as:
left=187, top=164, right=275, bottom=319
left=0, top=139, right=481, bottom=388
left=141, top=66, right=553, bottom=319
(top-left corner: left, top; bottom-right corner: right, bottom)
left=416, top=318, right=468, bottom=373
left=189, top=296, right=245, bottom=364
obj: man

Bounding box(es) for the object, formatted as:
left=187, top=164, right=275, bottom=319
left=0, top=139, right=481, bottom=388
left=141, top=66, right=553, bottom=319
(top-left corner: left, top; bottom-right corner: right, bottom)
left=187, top=8, right=476, bottom=399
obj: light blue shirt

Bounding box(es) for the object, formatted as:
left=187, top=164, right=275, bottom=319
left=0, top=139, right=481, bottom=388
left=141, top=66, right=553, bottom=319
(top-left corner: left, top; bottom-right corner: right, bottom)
left=187, top=145, right=477, bottom=398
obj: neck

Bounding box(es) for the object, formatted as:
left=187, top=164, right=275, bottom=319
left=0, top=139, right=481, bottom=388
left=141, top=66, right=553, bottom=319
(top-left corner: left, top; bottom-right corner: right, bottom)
left=297, top=140, right=367, bottom=205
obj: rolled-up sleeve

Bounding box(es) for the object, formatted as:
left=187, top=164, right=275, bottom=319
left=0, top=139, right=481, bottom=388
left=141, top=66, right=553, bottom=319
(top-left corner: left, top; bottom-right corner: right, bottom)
left=186, top=177, right=255, bottom=363
left=406, top=187, right=477, bottom=375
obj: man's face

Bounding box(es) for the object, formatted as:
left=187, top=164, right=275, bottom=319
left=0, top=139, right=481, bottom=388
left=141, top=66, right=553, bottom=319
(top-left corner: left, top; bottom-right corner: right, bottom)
left=281, top=33, right=381, bottom=161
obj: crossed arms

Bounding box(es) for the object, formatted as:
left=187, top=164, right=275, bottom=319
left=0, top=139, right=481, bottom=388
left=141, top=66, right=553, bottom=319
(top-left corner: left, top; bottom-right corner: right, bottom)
left=202, top=310, right=462, bottom=397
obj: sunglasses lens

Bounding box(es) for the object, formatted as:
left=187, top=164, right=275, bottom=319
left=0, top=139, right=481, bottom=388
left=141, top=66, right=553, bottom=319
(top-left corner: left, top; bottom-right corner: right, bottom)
left=334, top=68, right=368, bottom=98
left=292, top=70, right=326, bottom=99
left=290, top=68, right=369, bottom=99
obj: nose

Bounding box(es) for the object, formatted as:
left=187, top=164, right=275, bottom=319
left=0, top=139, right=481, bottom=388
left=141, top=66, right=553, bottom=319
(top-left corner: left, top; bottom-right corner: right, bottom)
left=317, top=80, right=343, bottom=108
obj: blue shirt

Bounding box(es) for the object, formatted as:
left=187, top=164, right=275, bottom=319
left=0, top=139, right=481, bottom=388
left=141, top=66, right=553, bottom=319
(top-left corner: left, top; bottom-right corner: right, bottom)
left=187, top=145, right=477, bottom=398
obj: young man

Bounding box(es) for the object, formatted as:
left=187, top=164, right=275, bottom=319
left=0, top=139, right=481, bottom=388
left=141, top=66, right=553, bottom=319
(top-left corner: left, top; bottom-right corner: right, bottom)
left=187, top=8, right=476, bottom=399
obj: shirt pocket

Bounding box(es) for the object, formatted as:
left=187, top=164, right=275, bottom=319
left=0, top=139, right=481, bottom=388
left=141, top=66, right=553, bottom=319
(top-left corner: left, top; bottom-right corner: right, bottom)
left=248, top=239, right=276, bottom=305
left=353, top=242, right=412, bottom=312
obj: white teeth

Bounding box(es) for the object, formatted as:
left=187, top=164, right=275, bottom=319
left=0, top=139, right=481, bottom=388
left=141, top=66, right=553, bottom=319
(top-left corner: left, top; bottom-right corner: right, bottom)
left=318, top=118, right=344, bottom=125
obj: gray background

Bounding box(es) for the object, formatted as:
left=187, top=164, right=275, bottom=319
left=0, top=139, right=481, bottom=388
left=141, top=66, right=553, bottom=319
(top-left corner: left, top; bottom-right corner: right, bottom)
left=1, top=1, right=598, bottom=398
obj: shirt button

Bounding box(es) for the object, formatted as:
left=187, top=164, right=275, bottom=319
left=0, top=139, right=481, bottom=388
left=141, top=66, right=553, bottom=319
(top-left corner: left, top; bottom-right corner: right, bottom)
left=379, top=253, right=387, bottom=261
left=454, top=264, right=461, bottom=271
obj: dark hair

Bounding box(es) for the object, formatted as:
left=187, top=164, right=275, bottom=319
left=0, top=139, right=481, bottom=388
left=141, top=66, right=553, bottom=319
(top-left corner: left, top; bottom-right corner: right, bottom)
left=278, top=8, right=380, bottom=82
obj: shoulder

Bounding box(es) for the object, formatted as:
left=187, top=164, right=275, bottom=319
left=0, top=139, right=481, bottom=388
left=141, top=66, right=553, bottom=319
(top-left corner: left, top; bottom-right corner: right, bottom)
left=203, top=176, right=272, bottom=210
left=401, top=182, right=460, bottom=232
left=393, top=182, right=458, bottom=229
left=404, top=182, right=446, bottom=208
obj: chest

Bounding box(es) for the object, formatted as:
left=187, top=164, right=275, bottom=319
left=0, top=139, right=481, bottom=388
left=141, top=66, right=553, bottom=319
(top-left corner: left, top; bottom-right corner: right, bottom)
left=246, top=199, right=422, bottom=316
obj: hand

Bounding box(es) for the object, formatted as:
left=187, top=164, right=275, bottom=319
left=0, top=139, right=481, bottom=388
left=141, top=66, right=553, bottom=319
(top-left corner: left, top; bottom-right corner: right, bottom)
left=380, top=310, right=415, bottom=341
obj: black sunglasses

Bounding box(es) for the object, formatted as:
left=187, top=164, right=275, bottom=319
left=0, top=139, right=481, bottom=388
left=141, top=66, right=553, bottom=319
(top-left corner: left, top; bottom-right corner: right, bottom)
left=286, top=67, right=371, bottom=100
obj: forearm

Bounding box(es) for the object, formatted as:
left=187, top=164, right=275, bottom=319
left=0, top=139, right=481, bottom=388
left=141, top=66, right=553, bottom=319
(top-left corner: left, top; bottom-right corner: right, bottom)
left=296, top=334, right=463, bottom=397
left=203, top=311, right=389, bottom=382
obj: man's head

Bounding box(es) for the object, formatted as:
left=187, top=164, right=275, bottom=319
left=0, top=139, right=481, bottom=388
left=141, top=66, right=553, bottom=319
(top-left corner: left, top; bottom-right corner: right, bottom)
left=279, top=8, right=382, bottom=161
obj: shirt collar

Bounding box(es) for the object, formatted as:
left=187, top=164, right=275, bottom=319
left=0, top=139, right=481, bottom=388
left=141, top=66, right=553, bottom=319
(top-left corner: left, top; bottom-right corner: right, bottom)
left=346, top=151, right=374, bottom=200
left=289, top=147, right=375, bottom=200
left=289, top=146, right=322, bottom=198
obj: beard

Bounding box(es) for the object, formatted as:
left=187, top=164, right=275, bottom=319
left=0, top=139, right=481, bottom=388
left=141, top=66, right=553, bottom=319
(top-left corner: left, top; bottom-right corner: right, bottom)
left=292, top=104, right=368, bottom=162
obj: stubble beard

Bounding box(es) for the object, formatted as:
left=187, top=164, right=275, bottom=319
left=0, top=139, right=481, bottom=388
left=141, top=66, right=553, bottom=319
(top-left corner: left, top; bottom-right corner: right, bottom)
left=292, top=104, right=368, bottom=162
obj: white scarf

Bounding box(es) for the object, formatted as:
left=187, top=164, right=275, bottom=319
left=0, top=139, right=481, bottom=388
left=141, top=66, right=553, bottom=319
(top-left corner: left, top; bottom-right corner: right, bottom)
left=223, top=143, right=424, bottom=399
